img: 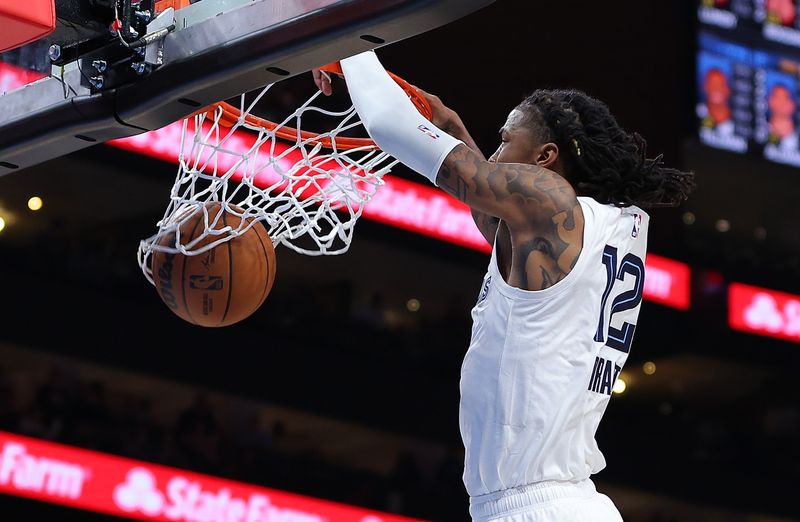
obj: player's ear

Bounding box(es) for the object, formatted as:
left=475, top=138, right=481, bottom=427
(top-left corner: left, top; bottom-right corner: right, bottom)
left=535, top=142, right=559, bottom=168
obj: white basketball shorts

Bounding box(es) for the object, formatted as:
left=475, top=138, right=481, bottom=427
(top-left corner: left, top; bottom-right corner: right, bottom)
left=469, top=479, right=624, bottom=522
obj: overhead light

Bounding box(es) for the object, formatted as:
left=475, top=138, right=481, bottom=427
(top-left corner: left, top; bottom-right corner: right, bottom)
left=715, top=219, right=730, bottom=233
left=27, top=196, right=43, bottom=211
left=406, top=298, right=420, bottom=312
left=0, top=217, right=5, bottom=232
left=682, top=212, right=695, bottom=225
left=612, top=377, right=627, bottom=395
left=643, top=361, right=656, bottom=375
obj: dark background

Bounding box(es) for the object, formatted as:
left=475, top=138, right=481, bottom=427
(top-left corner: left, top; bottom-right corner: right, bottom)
left=1, top=0, right=799, bottom=521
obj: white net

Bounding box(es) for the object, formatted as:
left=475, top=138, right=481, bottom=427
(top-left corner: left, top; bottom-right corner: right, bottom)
left=137, top=81, right=399, bottom=285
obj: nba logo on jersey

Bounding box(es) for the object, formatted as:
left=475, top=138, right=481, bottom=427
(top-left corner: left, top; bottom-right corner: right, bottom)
left=631, top=213, right=643, bottom=238
left=477, top=276, right=492, bottom=304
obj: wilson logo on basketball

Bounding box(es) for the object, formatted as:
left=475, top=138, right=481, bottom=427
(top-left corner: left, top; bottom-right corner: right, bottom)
left=157, top=252, right=179, bottom=310
left=189, top=275, right=224, bottom=291
left=0, top=441, right=90, bottom=500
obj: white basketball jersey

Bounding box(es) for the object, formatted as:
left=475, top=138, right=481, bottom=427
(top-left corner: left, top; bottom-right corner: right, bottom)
left=460, top=197, right=649, bottom=498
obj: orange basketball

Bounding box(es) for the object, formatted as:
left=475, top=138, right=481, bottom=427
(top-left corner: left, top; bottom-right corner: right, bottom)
left=151, top=202, right=276, bottom=327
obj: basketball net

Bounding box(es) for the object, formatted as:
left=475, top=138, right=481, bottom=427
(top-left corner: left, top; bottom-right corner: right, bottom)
left=137, top=67, right=429, bottom=285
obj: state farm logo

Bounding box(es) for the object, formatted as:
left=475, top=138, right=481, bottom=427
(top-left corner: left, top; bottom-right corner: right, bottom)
left=114, top=468, right=165, bottom=515
left=112, top=467, right=328, bottom=522
left=744, top=293, right=784, bottom=332
left=0, top=441, right=89, bottom=499
left=743, top=292, right=800, bottom=336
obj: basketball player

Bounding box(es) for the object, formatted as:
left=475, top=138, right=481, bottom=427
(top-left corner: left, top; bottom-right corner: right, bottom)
left=315, top=52, right=695, bottom=521
left=767, top=83, right=798, bottom=151
left=699, top=68, right=735, bottom=137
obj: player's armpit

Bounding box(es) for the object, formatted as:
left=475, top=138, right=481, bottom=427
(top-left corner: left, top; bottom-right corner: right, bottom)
left=471, top=209, right=500, bottom=246
left=436, top=144, right=580, bottom=232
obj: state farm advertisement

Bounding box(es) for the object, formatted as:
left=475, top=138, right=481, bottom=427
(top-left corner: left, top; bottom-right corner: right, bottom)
left=0, top=431, right=423, bottom=522
left=729, top=283, right=800, bottom=344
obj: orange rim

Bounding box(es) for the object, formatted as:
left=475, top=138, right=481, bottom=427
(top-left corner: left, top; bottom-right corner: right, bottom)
left=200, top=62, right=432, bottom=151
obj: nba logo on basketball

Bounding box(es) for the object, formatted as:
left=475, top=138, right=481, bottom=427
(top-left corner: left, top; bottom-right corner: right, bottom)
left=189, top=275, right=224, bottom=290
left=631, top=214, right=642, bottom=238
left=417, top=124, right=440, bottom=139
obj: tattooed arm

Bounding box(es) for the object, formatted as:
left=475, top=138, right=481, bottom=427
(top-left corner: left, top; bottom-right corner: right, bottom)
left=435, top=145, right=577, bottom=225
left=438, top=120, right=502, bottom=246
left=416, top=88, right=500, bottom=245
left=436, top=145, right=584, bottom=291
left=337, top=52, right=583, bottom=289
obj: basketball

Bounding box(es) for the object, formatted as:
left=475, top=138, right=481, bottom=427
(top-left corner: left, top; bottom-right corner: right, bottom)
left=151, top=202, right=276, bottom=327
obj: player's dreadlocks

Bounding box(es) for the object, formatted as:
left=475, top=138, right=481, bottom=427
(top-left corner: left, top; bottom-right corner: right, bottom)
left=517, top=89, right=695, bottom=208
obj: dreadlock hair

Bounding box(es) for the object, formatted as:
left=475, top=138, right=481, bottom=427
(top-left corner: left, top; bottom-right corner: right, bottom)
left=516, top=89, right=695, bottom=208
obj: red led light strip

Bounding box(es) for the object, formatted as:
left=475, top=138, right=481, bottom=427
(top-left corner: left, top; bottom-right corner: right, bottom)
left=0, top=430, right=423, bottom=522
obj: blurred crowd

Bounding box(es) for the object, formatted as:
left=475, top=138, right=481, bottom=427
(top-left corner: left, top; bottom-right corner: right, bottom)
left=0, top=359, right=467, bottom=521
left=1, top=346, right=798, bottom=522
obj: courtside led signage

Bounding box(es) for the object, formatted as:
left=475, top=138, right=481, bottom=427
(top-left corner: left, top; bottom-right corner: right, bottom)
left=0, top=430, right=423, bottom=522
left=729, top=283, right=800, bottom=343
left=643, top=254, right=691, bottom=310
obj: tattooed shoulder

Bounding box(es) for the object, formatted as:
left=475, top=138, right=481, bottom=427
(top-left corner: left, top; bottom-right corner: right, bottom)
left=434, top=145, right=584, bottom=290
left=514, top=198, right=585, bottom=290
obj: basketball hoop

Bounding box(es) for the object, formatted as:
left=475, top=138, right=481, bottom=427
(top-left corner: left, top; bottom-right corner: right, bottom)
left=137, top=62, right=431, bottom=284
left=210, top=64, right=432, bottom=150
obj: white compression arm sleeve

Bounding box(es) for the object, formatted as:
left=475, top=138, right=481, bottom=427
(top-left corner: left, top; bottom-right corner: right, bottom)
left=340, top=51, right=463, bottom=185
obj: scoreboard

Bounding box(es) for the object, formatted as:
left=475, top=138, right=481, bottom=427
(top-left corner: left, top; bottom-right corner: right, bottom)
left=697, top=0, right=800, bottom=167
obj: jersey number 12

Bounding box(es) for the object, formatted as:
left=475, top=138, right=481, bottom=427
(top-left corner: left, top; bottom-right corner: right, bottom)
left=594, top=245, right=645, bottom=353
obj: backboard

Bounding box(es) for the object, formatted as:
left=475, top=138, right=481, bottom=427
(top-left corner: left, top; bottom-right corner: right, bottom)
left=0, top=0, right=494, bottom=175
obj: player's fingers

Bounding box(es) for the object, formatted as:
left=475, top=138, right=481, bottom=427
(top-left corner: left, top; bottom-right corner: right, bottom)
left=412, top=84, right=439, bottom=104
left=411, top=84, right=427, bottom=96
left=312, top=68, right=324, bottom=90
left=414, top=87, right=446, bottom=114
left=320, top=71, right=333, bottom=96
